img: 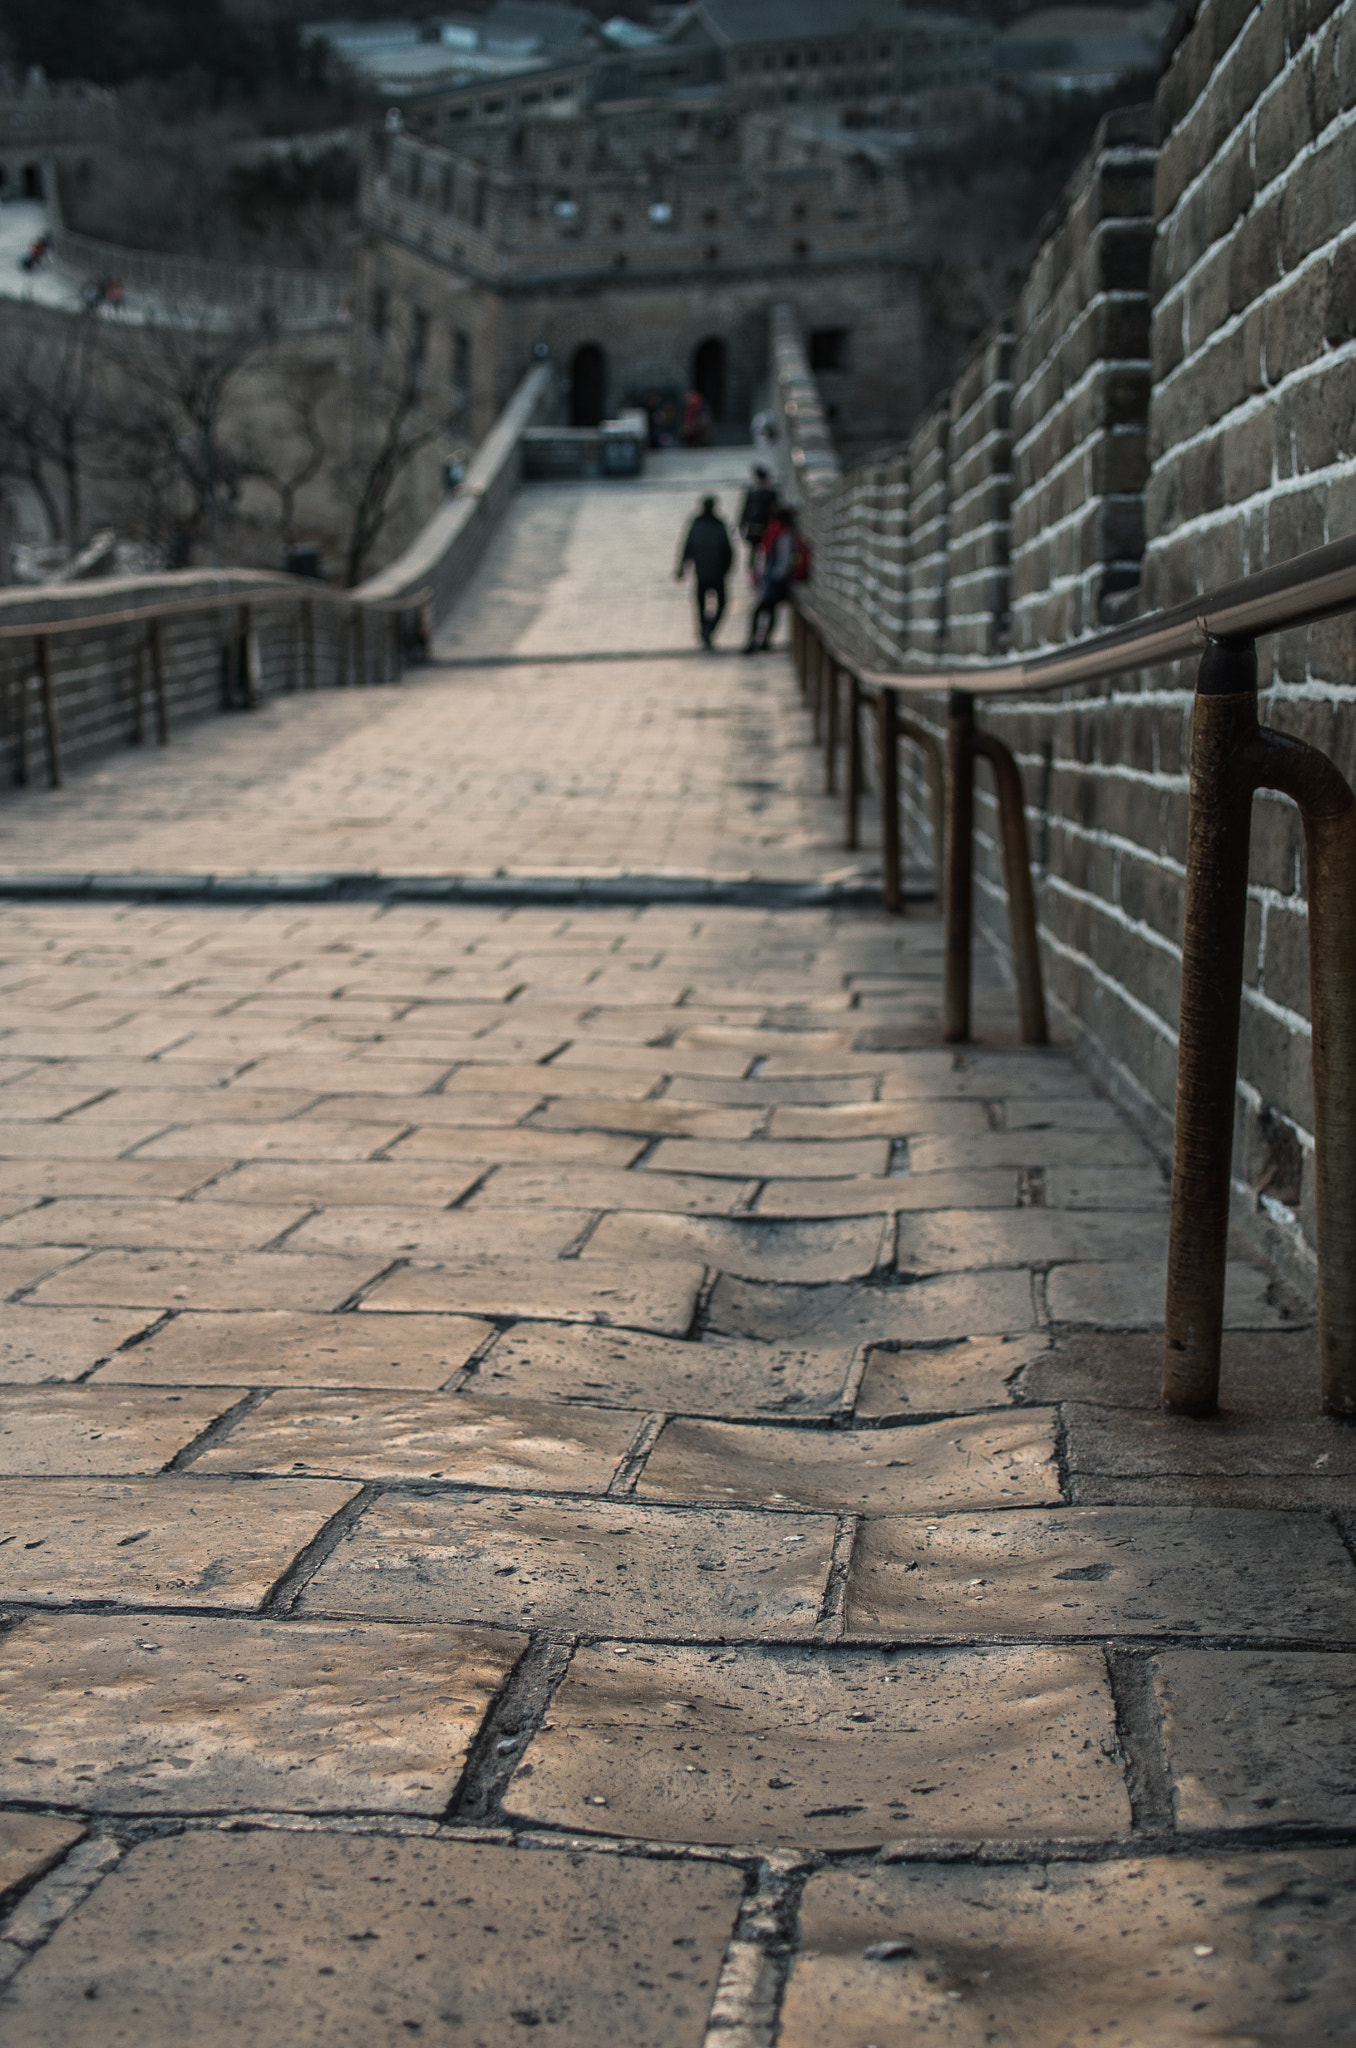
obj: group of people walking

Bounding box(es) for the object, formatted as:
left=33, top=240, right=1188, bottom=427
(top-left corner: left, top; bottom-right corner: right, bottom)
left=675, top=464, right=809, bottom=652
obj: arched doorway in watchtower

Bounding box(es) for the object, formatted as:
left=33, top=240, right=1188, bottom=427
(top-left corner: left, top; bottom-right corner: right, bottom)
left=692, top=336, right=726, bottom=422
left=21, top=163, right=42, bottom=199
left=570, top=343, right=606, bottom=427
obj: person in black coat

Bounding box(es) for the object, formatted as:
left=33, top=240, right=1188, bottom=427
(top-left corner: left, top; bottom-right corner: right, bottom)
left=675, top=495, right=735, bottom=648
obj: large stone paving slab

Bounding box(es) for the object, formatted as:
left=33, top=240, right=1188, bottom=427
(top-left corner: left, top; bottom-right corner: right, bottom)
left=755, top=1169, right=1020, bottom=1216
left=505, top=1642, right=1127, bottom=1848
left=0, top=1613, right=524, bottom=1813
left=1154, top=1650, right=1356, bottom=1830
left=26, top=1249, right=387, bottom=1312
left=359, top=1256, right=705, bottom=1333
left=847, top=1506, right=1356, bottom=1639
left=894, top=1210, right=1167, bottom=1274
left=855, top=1335, right=1049, bottom=1417
left=284, top=1204, right=592, bottom=1261
left=469, top=1164, right=756, bottom=1213
left=585, top=1211, right=887, bottom=1282
left=0, top=1199, right=311, bottom=1252
left=194, top=1160, right=489, bottom=1208
left=637, top=1414, right=1059, bottom=1512
left=707, top=1270, right=1036, bottom=1346
left=0, top=1831, right=742, bottom=2046
left=91, top=1310, right=494, bottom=1388
left=643, top=1137, right=891, bottom=1178
left=0, top=1305, right=158, bottom=1382
left=194, top=1390, right=638, bottom=1488
left=0, top=1477, right=358, bottom=1606
left=0, top=1814, right=85, bottom=1905
left=779, top=1852, right=1356, bottom=2046
left=1047, top=1259, right=1294, bottom=1329
left=299, top=1493, right=835, bottom=1636
left=468, top=1325, right=851, bottom=1415
left=0, top=1385, right=241, bottom=1475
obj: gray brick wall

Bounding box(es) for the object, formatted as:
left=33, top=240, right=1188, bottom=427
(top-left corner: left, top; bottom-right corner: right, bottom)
left=789, top=0, right=1356, bottom=1296
left=944, top=324, right=1013, bottom=659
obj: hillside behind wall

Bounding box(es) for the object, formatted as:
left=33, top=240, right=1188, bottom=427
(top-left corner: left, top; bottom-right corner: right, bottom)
left=787, top=0, right=1356, bottom=1295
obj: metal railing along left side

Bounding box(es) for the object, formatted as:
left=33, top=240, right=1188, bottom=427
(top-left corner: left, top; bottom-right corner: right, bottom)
left=0, top=578, right=429, bottom=792
left=791, top=532, right=1356, bottom=1424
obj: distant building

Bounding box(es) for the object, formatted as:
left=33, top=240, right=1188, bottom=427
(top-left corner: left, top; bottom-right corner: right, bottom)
left=995, top=5, right=1172, bottom=93
left=0, top=68, right=116, bottom=202
left=304, top=3, right=605, bottom=96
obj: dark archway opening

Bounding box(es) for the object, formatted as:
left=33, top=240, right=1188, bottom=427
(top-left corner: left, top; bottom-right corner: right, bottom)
left=570, top=343, right=606, bottom=427
left=692, top=335, right=726, bottom=421
left=21, top=163, right=42, bottom=199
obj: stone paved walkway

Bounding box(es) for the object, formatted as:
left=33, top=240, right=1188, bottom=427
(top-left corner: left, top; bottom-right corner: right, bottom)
left=0, top=457, right=1354, bottom=2044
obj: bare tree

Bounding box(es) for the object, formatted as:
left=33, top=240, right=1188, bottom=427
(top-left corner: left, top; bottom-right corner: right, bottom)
left=251, top=354, right=336, bottom=556
left=338, top=318, right=446, bottom=587
left=0, top=307, right=104, bottom=550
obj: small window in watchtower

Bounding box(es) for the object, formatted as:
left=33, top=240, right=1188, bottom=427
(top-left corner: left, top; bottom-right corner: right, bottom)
left=809, top=327, right=849, bottom=372
left=792, top=201, right=807, bottom=221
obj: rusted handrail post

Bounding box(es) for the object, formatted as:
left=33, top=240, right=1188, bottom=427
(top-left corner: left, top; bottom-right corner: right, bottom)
left=876, top=687, right=902, bottom=916
left=845, top=669, right=863, bottom=850
left=12, top=668, right=29, bottom=786
left=973, top=730, right=1048, bottom=1045
left=150, top=618, right=169, bottom=745
left=131, top=632, right=147, bottom=746
left=943, top=690, right=975, bottom=1040
left=36, top=636, right=61, bottom=789
left=1165, top=636, right=1356, bottom=1416
left=354, top=608, right=367, bottom=688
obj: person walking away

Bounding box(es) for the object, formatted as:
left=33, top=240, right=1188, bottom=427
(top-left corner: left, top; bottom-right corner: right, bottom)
left=681, top=388, right=713, bottom=448
left=738, top=465, right=778, bottom=577
left=744, top=503, right=808, bottom=652
left=675, top=495, right=734, bottom=648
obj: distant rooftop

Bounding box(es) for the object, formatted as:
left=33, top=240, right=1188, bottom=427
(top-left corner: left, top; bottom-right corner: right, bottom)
left=680, top=0, right=952, bottom=44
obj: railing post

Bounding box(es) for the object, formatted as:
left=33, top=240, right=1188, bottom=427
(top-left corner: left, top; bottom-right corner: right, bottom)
left=1251, top=728, right=1356, bottom=1416
left=1163, top=639, right=1258, bottom=1415
left=36, top=636, right=61, bottom=789
left=12, top=665, right=29, bottom=787
left=150, top=617, right=169, bottom=745
left=823, top=656, right=839, bottom=794
left=943, top=689, right=975, bottom=1041
left=974, top=730, right=1048, bottom=1045
left=876, top=686, right=902, bottom=916
left=354, top=607, right=367, bottom=687
left=240, top=605, right=259, bottom=709
left=845, top=670, right=863, bottom=850
left=303, top=599, right=316, bottom=690
left=131, top=631, right=146, bottom=746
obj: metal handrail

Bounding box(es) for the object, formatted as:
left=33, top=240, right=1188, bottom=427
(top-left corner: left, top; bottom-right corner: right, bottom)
left=792, top=531, right=1356, bottom=1425
left=2, top=577, right=434, bottom=794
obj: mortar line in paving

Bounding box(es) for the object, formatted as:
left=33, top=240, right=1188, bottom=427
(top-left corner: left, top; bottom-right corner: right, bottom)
left=449, top=1632, right=577, bottom=1826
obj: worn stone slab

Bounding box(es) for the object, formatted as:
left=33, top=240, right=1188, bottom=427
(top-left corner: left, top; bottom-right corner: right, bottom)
left=0, top=1385, right=240, bottom=1475
left=1155, top=1650, right=1356, bottom=1830
left=1047, top=1259, right=1296, bottom=1329
left=1043, top=1165, right=1170, bottom=1208
left=190, top=1161, right=487, bottom=1208
left=1021, top=1329, right=1321, bottom=1413
left=360, top=1257, right=705, bottom=1334
left=531, top=1098, right=763, bottom=1139
left=878, top=1055, right=1097, bottom=1099
left=0, top=1083, right=121, bottom=1121
left=389, top=1124, right=644, bottom=1165
left=0, top=1157, right=228, bottom=1202
left=644, top=1137, right=891, bottom=1179
left=76, top=1087, right=322, bottom=1124
left=0, top=1813, right=85, bottom=1904
left=0, top=1476, right=358, bottom=1606
left=286, top=1205, right=591, bottom=1262
left=639, top=1414, right=1059, bottom=1513
left=133, top=1119, right=410, bottom=1161
left=856, top=1336, right=1049, bottom=1417
left=0, top=1613, right=524, bottom=1813
left=0, top=1831, right=741, bottom=2047
left=909, top=1129, right=1156, bottom=1172
left=469, top=1325, right=849, bottom=1415
left=302, top=1089, right=547, bottom=1125
left=766, top=1102, right=991, bottom=1139
left=585, top=1212, right=886, bottom=1283
left=0, top=1121, right=182, bottom=1159
left=556, top=1039, right=754, bottom=1078
left=507, top=1642, right=1126, bottom=1848
left=779, top=1852, right=1356, bottom=2046
left=469, top=1164, right=755, bottom=1213
left=708, top=1270, right=1036, bottom=1347
left=668, top=1074, right=878, bottom=1106
left=27, top=1249, right=385, bottom=1311
left=231, top=1055, right=456, bottom=1094
left=0, top=1199, right=310, bottom=1252
left=300, top=1493, right=834, bottom=1636
left=195, top=1390, right=637, bottom=1487
left=1063, top=1399, right=1356, bottom=1482
left=0, top=1305, right=158, bottom=1382
left=2, top=1245, right=87, bottom=1295
left=92, top=1310, right=493, bottom=1388
left=895, top=1210, right=1167, bottom=1274
left=446, top=1062, right=661, bottom=1100
left=848, top=1506, right=1356, bottom=1640
left=755, top=1170, right=1019, bottom=1216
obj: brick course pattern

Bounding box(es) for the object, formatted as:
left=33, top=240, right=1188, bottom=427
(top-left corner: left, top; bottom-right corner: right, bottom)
left=789, top=0, right=1356, bottom=1298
